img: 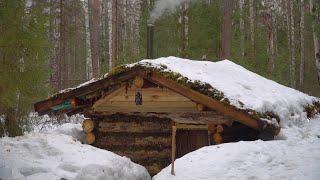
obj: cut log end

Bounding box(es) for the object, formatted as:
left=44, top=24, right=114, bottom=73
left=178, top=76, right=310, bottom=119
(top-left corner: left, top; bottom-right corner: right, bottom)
left=85, top=132, right=95, bottom=144
left=216, top=124, right=224, bottom=133
left=213, top=133, right=222, bottom=144
left=82, top=119, right=94, bottom=133
left=133, top=76, right=144, bottom=88
left=196, top=103, right=205, bottom=111
left=70, top=98, right=77, bottom=107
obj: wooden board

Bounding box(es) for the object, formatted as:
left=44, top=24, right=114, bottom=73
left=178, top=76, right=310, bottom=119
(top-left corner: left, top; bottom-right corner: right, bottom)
left=176, top=130, right=209, bottom=158
left=93, top=86, right=198, bottom=113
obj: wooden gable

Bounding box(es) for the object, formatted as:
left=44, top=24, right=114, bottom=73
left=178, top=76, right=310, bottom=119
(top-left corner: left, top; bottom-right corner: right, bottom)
left=93, top=84, right=198, bottom=113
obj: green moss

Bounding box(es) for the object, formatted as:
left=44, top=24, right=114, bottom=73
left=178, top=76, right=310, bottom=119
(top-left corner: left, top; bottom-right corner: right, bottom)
left=108, top=64, right=130, bottom=76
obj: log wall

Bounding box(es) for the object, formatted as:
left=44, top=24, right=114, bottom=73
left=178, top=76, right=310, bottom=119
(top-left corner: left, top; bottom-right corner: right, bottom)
left=93, top=114, right=172, bottom=175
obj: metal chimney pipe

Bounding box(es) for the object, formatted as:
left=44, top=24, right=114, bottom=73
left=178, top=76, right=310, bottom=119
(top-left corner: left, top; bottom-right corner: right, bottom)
left=147, top=21, right=154, bottom=59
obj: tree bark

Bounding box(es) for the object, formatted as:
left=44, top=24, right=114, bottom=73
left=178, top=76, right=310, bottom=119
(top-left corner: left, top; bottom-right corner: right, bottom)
left=239, top=0, right=245, bottom=58
left=249, top=0, right=255, bottom=55
left=179, top=2, right=189, bottom=58
left=289, top=0, right=296, bottom=88
left=85, top=0, right=92, bottom=79
left=109, top=0, right=118, bottom=71
left=220, top=0, right=232, bottom=59
left=90, top=0, right=101, bottom=78
left=299, top=0, right=305, bottom=88
left=310, top=0, right=320, bottom=85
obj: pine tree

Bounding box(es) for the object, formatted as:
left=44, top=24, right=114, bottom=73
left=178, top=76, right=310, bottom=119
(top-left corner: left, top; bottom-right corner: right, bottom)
left=0, top=0, right=50, bottom=136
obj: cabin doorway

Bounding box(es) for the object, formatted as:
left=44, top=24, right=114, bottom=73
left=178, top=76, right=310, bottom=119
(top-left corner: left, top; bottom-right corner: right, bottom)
left=176, top=129, right=209, bottom=158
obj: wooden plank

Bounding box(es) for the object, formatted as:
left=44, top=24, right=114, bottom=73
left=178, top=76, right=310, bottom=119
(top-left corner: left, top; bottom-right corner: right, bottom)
left=110, top=93, right=191, bottom=102
left=94, top=106, right=197, bottom=113
left=98, top=101, right=196, bottom=107
left=147, top=72, right=261, bottom=131
left=93, top=86, right=126, bottom=108
left=175, top=123, right=208, bottom=130
left=98, top=121, right=171, bottom=133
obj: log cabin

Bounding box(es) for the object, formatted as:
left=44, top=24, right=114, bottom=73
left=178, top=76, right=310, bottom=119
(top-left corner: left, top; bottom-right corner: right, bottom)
left=35, top=56, right=320, bottom=175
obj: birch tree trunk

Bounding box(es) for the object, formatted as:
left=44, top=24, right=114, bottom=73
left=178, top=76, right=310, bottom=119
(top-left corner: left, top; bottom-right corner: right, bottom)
left=84, top=0, right=92, bottom=79
left=299, top=0, right=305, bottom=88
left=179, top=2, right=189, bottom=58
left=310, top=0, right=320, bottom=85
left=289, top=0, right=296, bottom=88
left=239, top=0, right=245, bottom=58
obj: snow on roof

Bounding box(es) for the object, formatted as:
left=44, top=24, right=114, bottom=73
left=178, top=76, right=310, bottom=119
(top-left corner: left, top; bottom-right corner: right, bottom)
left=56, top=56, right=319, bottom=126
left=133, top=57, right=319, bottom=126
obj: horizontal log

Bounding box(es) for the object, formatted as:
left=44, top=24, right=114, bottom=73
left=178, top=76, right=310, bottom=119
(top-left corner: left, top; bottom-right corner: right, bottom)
left=114, top=149, right=171, bottom=162
left=146, top=164, right=163, bottom=176
left=95, top=134, right=171, bottom=148
left=98, top=120, right=171, bottom=133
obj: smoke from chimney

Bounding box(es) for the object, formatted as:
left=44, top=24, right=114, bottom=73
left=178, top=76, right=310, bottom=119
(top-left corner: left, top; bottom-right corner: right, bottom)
left=149, top=0, right=194, bottom=23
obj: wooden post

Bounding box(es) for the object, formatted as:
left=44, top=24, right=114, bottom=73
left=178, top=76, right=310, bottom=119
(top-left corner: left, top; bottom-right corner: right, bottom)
left=171, top=125, right=177, bottom=175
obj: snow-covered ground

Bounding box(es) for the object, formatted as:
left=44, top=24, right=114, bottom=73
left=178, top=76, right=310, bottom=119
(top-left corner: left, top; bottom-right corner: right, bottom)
left=0, top=123, right=151, bottom=180
left=154, top=116, right=320, bottom=180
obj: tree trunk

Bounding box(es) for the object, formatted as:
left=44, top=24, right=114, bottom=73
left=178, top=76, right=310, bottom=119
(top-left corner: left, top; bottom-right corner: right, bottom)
left=109, top=0, right=118, bottom=71
left=221, top=0, right=232, bottom=59
left=289, top=0, right=296, bottom=88
left=59, top=0, right=67, bottom=89
left=4, top=108, right=22, bottom=137
left=239, top=0, right=245, bottom=58
left=49, top=0, right=59, bottom=92
left=249, top=0, right=255, bottom=55
left=299, top=0, right=305, bottom=88
left=179, top=2, right=189, bottom=58
left=90, top=0, right=101, bottom=78
left=85, top=0, right=92, bottom=79
left=310, top=0, right=320, bottom=85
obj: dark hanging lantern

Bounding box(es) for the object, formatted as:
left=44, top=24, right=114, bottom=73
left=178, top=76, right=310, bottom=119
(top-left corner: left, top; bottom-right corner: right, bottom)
left=135, top=91, right=143, bottom=105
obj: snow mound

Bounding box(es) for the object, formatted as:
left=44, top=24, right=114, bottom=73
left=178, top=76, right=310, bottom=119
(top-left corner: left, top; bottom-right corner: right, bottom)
left=153, top=116, right=320, bottom=180
left=0, top=123, right=151, bottom=180
left=134, top=57, right=319, bottom=126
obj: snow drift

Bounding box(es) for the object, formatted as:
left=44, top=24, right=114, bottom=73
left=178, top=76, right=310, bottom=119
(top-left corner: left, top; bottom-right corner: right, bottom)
left=0, top=123, right=151, bottom=180
left=153, top=116, right=320, bottom=180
